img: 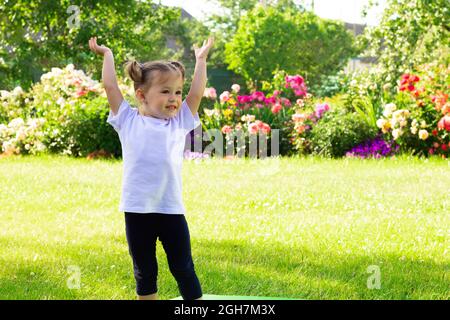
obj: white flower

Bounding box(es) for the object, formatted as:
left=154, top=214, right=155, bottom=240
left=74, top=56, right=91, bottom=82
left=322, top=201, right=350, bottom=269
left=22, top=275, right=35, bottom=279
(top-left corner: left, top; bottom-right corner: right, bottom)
left=392, top=128, right=402, bottom=140
left=231, top=84, right=240, bottom=93
left=9, top=118, right=24, bottom=128
left=0, top=90, right=10, bottom=99
left=51, top=67, right=63, bottom=75
left=420, top=120, right=427, bottom=128
left=418, top=130, right=429, bottom=140
left=13, top=86, right=23, bottom=96
left=57, top=97, right=65, bottom=106
left=410, top=126, right=418, bottom=135
left=15, top=129, right=26, bottom=141
left=35, top=142, right=46, bottom=151
left=204, top=108, right=215, bottom=117
left=241, top=114, right=256, bottom=122
left=376, top=119, right=387, bottom=129
left=383, top=103, right=397, bottom=117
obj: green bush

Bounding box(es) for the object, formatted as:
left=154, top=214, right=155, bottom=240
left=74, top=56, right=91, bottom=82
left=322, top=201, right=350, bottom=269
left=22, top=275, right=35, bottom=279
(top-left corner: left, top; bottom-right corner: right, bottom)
left=0, top=64, right=128, bottom=157
left=42, top=97, right=121, bottom=157
left=310, top=110, right=378, bottom=158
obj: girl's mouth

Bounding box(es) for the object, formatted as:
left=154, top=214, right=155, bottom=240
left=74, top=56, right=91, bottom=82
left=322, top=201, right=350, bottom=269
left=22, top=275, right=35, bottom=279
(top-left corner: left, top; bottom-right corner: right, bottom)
left=166, top=105, right=177, bottom=110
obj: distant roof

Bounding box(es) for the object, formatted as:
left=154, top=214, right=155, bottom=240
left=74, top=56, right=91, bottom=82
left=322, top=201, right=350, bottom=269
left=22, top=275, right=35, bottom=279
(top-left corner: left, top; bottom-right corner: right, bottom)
left=344, top=22, right=366, bottom=36
left=180, top=8, right=194, bottom=20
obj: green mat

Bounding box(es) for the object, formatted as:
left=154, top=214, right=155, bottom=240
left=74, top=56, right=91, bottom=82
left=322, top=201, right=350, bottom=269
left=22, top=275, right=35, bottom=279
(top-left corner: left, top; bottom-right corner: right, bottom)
left=171, top=294, right=298, bottom=300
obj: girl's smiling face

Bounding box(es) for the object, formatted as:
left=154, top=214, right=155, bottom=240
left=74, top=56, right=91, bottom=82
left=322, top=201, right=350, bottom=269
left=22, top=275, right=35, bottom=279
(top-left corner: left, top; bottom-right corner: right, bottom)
left=137, top=71, right=184, bottom=120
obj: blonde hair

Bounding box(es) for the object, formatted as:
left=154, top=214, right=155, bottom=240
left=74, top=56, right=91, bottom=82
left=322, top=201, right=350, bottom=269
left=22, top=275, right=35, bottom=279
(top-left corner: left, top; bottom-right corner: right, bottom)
left=124, top=60, right=185, bottom=93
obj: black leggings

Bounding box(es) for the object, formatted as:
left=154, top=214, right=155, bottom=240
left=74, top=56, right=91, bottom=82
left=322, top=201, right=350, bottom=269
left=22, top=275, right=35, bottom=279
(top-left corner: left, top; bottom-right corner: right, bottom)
left=124, top=212, right=202, bottom=300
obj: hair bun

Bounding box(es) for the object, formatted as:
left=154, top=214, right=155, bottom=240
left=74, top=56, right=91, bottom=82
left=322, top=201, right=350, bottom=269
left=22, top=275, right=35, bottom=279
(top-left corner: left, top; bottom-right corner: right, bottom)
left=125, top=60, right=143, bottom=83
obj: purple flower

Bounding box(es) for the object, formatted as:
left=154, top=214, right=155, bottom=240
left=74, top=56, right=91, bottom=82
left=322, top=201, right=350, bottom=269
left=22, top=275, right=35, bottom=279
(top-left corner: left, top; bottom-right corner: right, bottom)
left=345, top=134, right=399, bottom=159
left=315, top=103, right=330, bottom=119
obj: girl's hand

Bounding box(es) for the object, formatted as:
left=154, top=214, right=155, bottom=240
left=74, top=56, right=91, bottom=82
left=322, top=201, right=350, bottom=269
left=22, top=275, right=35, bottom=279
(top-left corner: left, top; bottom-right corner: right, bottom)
left=193, top=37, right=214, bottom=61
left=89, top=37, right=111, bottom=56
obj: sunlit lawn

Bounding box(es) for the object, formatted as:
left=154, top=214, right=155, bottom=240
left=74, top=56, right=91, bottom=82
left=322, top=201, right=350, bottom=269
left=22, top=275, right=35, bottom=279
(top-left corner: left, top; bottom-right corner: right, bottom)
left=0, top=154, right=448, bottom=299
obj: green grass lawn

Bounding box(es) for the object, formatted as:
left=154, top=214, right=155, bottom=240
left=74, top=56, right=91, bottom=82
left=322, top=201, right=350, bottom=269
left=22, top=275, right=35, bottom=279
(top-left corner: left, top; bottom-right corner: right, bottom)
left=0, top=154, right=448, bottom=300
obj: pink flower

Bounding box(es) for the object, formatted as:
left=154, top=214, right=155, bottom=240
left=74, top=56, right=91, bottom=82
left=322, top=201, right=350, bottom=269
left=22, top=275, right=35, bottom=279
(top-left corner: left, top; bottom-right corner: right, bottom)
left=237, top=95, right=252, bottom=104
left=251, top=91, right=265, bottom=102
left=204, top=87, right=217, bottom=100
left=221, top=125, right=232, bottom=134
left=271, top=103, right=282, bottom=114
left=220, top=91, right=231, bottom=103
left=296, top=99, right=304, bottom=107
left=437, top=115, right=450, bottom=131
left=255, top=120, right=264, bottom=129
left=285, top=75, right=308, bottom=97
left=264, top=96, right=276, bottom=105
left=231, top=84, right=240, bottom=93
left=248, top=123, right=259, bottom=134
left=281, top=98, right=291, bottom=106
left=76, top=90, right=88, bottom=97
left=315, top=103, right=330, bottom=118
left=273, top=90, right=281, bottom=97
left=261, top=123, right=271, bottom=134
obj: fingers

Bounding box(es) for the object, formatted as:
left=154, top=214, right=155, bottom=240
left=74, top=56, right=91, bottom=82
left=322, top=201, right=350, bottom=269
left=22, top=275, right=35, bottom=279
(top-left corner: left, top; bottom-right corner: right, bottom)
left=89, top=36, right=101, bottom=53
left=89, top=37, right=96, bottom=52
left=206, top=37, right=214, bottom=49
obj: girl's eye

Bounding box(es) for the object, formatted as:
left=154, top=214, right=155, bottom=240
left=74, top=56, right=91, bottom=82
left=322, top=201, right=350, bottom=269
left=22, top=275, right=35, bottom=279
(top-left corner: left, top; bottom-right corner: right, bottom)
left=162, top=90, right=169, bottom=94
left=176, top=91, right=182, bottom=95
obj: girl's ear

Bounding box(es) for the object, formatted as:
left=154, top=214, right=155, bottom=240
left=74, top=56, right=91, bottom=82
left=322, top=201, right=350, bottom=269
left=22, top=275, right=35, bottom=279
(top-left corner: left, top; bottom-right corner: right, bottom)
left=136, top=89, right=146, bottom=104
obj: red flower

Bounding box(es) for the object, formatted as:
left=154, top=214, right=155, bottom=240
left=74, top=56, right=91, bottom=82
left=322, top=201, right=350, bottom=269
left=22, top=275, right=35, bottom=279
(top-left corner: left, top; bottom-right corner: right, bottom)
left=432, top=129, right=438, bottom=136
left=271, top=103, right=282, bottom=114
left=399, top=73, right=420, bottom=92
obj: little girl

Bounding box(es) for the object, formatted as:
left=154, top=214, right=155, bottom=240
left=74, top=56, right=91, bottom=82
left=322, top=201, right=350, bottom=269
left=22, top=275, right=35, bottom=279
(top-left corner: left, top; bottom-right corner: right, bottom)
left=88, top=36, right=214, bottom=300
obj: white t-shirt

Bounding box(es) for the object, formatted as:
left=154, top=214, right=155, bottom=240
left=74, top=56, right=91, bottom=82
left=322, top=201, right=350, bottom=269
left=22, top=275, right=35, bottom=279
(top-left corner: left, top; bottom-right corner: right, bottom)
left=107, top=99, right=201, bottom=214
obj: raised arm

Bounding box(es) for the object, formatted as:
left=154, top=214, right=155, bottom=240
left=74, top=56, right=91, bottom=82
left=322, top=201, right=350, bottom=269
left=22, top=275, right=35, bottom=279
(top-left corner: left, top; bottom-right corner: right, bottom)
left=186, top=37, right=214, bottom=116
left=89, top=37, right=123, bottom=116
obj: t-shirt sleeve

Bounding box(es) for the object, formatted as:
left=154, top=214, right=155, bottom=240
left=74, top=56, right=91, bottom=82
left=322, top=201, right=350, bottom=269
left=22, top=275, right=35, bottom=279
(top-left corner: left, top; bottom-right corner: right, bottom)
left=106, top=99, right=133, bottom=132
left=174, top=99, right=201, bottom=134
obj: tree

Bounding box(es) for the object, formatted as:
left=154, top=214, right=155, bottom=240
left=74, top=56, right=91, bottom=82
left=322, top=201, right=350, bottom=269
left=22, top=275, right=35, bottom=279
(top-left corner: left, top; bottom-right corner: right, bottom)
left=224, top=5, right=355, bottom=88
left=205, top=0, right=304, bottom=69
left=0, top=0, right=180, bottom=90
left=359, top=0, right=450, bottom=86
